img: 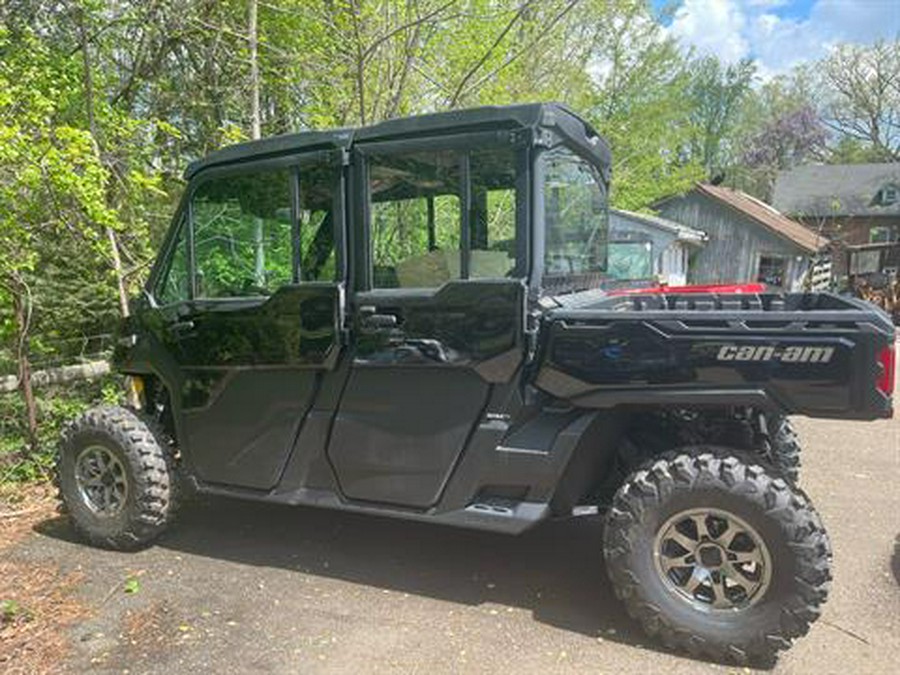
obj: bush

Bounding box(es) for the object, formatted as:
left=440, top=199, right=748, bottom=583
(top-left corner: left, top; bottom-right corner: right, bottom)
left=0, top=375, right=125, bottom=484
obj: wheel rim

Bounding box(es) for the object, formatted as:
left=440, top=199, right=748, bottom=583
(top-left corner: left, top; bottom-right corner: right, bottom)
left=653, top=508, right=772, bottom=612
left=74, top=445, right=129, bottom=517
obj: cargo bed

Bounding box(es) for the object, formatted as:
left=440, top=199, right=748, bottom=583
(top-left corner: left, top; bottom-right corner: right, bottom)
left=535, top=291, right=895, bottom=419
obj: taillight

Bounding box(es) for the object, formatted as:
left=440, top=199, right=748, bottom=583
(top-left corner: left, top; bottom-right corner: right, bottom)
left=877, top=343, right=896, bottom=396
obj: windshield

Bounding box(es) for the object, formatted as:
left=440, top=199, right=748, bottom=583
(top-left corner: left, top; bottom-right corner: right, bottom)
left=542, top=146, right=608, bottom=293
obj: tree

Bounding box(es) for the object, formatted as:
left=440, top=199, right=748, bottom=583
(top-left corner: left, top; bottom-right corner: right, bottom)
left=687, top=56, right=756, bottom=177
left=0, top=27, right=116, bottom=451
left=730, top=71, right=828, bottom=198
left=820, top=40, right=900, bottom=162
left=582, top=0, right=704, bottom=209
left=828, top=136, right=890, bottom=164
left=740, top=105, right=827, bottom=199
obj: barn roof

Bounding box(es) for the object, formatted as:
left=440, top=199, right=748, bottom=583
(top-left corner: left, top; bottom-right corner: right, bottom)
left=693, top=183, right=827, bottom=253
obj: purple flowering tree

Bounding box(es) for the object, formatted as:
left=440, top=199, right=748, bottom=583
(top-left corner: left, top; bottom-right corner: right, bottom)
left=741, top=105, right=827, bottom=199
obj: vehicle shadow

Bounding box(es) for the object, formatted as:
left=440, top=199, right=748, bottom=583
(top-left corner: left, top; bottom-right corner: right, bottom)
left=36, top=496, right=765, bottom=669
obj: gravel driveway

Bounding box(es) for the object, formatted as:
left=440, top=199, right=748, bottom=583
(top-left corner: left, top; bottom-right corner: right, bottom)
left=9, top=408, right=899, bottom=674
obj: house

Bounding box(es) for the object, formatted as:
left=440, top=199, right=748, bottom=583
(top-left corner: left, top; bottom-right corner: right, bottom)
left=654, top=183, right=827, bottom=291
left=608, top=208, right=706, bottom=286
left=772, top=163, right=900, bottom=282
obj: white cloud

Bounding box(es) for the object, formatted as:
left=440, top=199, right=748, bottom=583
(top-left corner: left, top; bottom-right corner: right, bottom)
left=747, top=12, right=826, bottom=75
left=746, top=0, right=789, bottom=7
left=667, top=0, right=900, bottom=75
left=670, top=0, right=751, bottom=63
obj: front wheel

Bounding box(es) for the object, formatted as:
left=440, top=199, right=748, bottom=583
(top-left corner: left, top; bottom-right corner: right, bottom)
left=603, top=448, right=831, bottom=665
left=57, top=406, right=179, bottom=550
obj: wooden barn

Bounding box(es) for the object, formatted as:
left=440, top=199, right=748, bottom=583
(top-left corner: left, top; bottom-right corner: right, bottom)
left=655, top=183, right=827, bottom=290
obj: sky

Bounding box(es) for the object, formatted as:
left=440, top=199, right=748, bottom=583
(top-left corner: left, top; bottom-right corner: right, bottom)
left=655, top=0, right=900, bottom=77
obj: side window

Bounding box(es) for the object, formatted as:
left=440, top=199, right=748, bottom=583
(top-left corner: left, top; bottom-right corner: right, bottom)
left=368, top=145, right=521, bottom=288
left=370, top=149, right=462, bottom=288
left=543, top=147, right=608, bottom=281
left=298, top=162, right=338, bottom=282
left=470, top=147, right=517, bottom=279
left=155, top=216, right=189, bottom=305
left=192, top=168, right=293, bottom=298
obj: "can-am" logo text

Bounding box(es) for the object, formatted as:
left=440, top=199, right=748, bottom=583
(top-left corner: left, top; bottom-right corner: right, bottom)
left=716, top=345, right=835, bottom=363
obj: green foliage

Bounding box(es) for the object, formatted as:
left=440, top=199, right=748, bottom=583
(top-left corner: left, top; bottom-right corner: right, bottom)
left=0, top=376, right=123, bottom=484
left=583, top=0, right=705, bottom=209
left=0, top=599, right=32, bottom=625
left=686, top=56, right=756, bottom=177
left=123, top=577, right=141, bottom=595
left=0, top=27, right=114, bottom=281
left=828, top=136, right=893, bottom=165
left=0, top=1, right=897, bottom=484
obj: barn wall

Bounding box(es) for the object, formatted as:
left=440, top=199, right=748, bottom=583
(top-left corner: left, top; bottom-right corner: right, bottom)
left=657, top=193, right=808, bottom=288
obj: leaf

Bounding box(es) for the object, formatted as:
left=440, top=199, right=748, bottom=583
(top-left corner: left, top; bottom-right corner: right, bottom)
left=123, top=577, right=140, bottom=595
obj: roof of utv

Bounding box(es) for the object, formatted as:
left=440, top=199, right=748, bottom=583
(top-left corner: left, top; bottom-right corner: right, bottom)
left=184, top=103, right=610, bottom=180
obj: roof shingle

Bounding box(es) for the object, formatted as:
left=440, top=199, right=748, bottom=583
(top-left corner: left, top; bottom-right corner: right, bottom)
left=695, top=183, right=826, bottom=253
left=772, top=163, right=900, bottom=217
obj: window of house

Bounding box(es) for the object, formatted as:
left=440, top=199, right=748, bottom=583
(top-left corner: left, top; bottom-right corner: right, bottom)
left=757, top=255, right=787, bottom=287
left=870, top=226, right=898, bottom=243
left=881, top=185, right=898, bottom=205
left=369, top=145, right=520, bottom=288
left=607, top=241, right=653, bottom=280
left=192, top=168, right=294, bottom=298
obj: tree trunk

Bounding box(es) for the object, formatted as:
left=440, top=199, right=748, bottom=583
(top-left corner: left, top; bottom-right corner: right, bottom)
left=79, top=7, right=139, bottom=407
left=12, top=288, right=38, bottom=454
left=107, top=227, right=130, bottom=319
left=248, top=0, right=265, bottom=286
left=0, top=360, right=110, bottom=394
left=248, top=0, right=261, bottom=141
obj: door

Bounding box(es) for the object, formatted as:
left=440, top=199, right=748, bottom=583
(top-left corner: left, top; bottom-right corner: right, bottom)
left=326, top=137, right=529, bottom=508
left=148, top=156, right=344, bottom=490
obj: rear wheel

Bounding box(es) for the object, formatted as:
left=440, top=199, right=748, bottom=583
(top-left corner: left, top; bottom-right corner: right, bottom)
left=57, top=406, right=178, bottom=550
left=603, top=448, right=831, bottom=665
left=764, top=415, right=802, bottom=483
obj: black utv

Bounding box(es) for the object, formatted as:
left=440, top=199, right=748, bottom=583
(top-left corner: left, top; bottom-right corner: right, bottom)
left=58, top=103, right=895, bottom=665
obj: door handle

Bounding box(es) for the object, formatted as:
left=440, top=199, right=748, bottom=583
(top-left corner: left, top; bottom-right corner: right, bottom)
left=361, top=313, right=397, bottom=329
left=358, top=305, right=399, bottom=330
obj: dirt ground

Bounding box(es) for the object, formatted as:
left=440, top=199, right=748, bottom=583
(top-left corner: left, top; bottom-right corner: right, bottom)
left=2, top=408, right=898, bottom=674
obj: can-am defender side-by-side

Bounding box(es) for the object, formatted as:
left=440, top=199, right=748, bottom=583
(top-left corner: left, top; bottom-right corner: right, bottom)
left=57, top=104, right=895, bottom=665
